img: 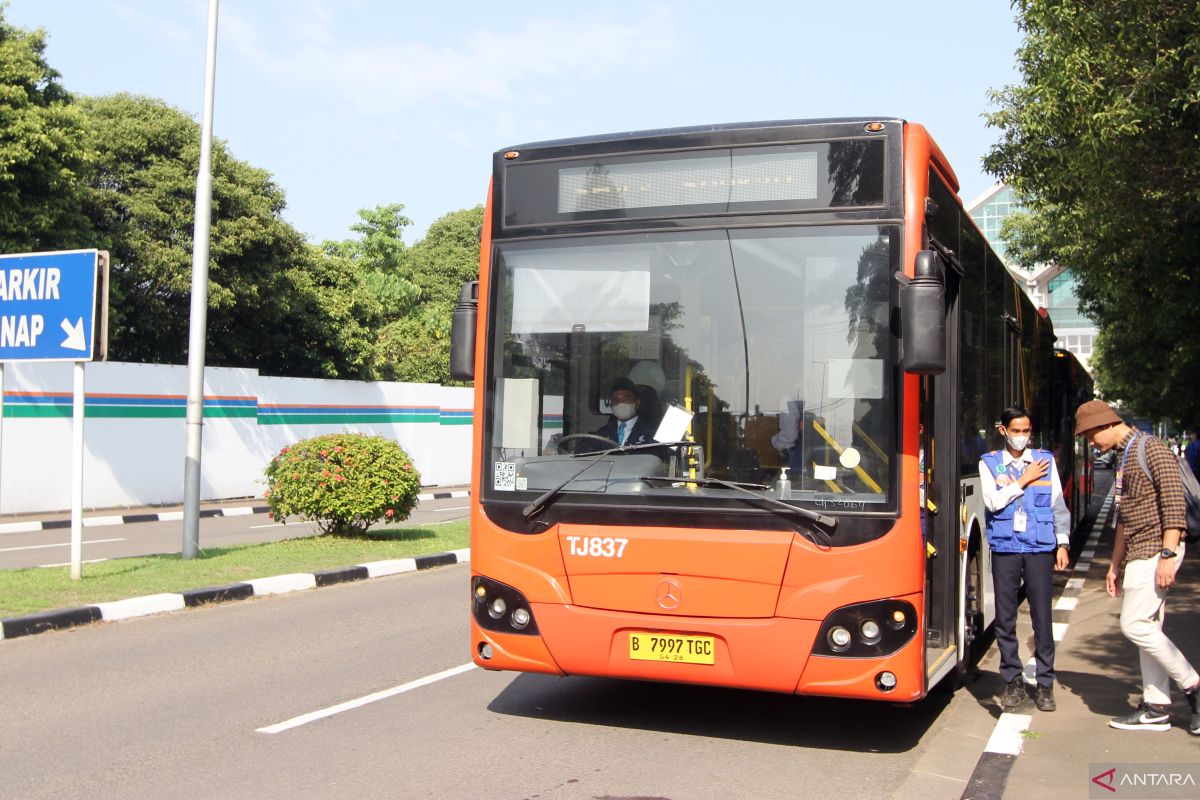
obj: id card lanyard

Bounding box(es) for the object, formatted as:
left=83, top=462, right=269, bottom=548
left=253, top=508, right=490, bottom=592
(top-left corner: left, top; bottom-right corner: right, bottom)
left=1114, top=433, right=1140, bottom=520
left=1007, top=457, right=1029, bottom=532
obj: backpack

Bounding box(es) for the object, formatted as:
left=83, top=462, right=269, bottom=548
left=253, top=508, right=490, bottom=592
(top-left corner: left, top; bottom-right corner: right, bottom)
left=1134, top=436, right=1200, bottom=544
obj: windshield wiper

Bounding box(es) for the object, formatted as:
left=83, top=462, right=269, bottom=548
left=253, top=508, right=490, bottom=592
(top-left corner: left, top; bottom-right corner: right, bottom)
left=523, top=457, right=613, bottom=521
left=638, top=474, right=838, bottom=544
left=570, top=440, right=696, bottom=458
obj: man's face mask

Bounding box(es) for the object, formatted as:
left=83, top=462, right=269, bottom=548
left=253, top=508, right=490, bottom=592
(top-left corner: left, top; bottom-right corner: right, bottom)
left=611, top=402, right=637, bottom=421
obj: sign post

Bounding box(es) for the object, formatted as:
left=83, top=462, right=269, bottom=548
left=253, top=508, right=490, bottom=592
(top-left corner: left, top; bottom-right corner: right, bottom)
left=0, top=249, right=99, bottom=579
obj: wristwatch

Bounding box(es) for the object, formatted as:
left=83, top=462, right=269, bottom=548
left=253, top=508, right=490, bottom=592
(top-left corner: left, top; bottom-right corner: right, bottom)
left=1160, top=548, right=1178, bottom=558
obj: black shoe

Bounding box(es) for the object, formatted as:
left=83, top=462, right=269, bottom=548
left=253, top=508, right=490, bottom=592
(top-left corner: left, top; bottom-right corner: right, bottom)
left=1108, top=702, right=1171, bottom=731
left=1186, top=688, right=1200, bottom=736
left=1035, top=685, right=1056, bottom=712
left=1000, top=676, right=1026, bottom=710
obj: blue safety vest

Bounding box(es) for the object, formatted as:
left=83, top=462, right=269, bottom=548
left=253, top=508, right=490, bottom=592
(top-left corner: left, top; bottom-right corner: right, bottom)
left=981, top=449, right=1058, bottom=553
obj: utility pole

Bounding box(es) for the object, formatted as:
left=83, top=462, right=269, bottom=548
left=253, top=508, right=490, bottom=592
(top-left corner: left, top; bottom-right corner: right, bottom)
left=182, top=0, right=220, bottom=559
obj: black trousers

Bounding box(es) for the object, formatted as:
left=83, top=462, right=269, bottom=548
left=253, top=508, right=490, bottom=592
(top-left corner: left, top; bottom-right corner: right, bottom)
left=992, top=550, right=1056, bottom=688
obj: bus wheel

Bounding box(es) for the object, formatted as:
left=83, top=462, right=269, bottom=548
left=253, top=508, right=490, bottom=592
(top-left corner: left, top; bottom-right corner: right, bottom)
left=957, top=541, right=986, bottom=683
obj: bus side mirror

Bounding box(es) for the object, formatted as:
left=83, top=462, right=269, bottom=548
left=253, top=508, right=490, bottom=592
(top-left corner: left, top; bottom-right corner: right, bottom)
left=449, top=280, right=479, bottom=381
left=896, top=251, right=946, bottom=374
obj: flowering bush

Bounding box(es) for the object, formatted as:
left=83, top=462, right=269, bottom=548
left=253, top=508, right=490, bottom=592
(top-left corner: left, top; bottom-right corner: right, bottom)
left=263, top=433, right=421, bottom=536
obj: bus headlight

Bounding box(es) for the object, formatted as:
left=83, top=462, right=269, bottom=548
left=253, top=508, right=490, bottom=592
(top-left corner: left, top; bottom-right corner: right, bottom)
left=827, top=626, right=853, bottom=652
left=489, top=597, right=507, bottom=619
left=472, top=575, right=539, bottom=636
left=812, top=599, right=918, bottom=658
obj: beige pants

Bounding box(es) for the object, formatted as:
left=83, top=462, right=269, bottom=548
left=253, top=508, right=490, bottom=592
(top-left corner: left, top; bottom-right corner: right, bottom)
left=1120, top=545, right=1199, bottom=705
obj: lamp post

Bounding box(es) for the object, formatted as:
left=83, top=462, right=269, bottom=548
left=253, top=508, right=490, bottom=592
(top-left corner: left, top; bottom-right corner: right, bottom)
left=182, top=0, right=219, bottom=559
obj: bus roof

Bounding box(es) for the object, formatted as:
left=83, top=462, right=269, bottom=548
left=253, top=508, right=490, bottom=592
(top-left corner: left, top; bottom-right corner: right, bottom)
left=499, top=117, right=906, bottom=153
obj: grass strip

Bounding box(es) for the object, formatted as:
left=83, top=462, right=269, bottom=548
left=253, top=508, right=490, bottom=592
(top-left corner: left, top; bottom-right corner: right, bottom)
left=0, top=519, right=469, bottom=618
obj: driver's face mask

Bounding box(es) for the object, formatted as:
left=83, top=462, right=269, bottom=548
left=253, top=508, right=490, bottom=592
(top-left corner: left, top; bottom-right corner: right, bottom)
left=611, top=402, right=637, bottom=421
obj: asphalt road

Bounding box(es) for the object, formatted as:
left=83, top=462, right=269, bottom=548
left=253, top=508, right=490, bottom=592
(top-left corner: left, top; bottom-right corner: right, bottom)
left=0, top=473, right=1124, bottom=799
left=0, top=561, right=998, bottom=800
left=0, top=494, right=470, bottom=570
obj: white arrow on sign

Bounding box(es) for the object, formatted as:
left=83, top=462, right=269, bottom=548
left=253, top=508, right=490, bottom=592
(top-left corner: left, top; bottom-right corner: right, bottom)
left=60, top=317, right=87, bottom=351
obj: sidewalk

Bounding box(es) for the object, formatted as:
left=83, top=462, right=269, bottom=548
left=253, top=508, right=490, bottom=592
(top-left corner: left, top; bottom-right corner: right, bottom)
left=978, top=486, right=1200, bottom=798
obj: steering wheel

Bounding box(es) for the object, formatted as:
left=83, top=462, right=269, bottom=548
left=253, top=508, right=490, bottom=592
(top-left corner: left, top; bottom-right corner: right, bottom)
left=556, top=433, right=621, bottom=454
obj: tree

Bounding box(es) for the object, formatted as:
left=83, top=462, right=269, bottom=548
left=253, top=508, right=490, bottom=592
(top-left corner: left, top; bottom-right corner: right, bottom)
left=322, top=204, right=420, bottom=318
left=373, top=206, right=483, bottom=383
left=984, top=0, right=1200, bottom=423
left=78, top=93, right=381, bottom=377
left=0, top=10, right=91, bottom=252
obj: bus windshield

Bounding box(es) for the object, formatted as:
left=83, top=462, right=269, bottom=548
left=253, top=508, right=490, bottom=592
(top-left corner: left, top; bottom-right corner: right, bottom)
left=485, top=224, right=898, bottom=515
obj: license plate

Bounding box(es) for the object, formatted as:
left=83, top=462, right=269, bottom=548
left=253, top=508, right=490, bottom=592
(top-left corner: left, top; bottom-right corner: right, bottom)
left=628, top=632, right=715, bottom=665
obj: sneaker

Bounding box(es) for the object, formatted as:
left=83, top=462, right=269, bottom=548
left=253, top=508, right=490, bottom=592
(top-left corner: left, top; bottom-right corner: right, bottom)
left=1035, top=685, right=1056, bottom=712
left=1000, top=676, right=1026, bottom=710
left=1108, top=702, right=1171, bottom=731
left=1186, top=688, right=1200, bottom=736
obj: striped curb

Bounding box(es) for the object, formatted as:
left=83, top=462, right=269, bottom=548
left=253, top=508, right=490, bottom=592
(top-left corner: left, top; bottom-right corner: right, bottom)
left=0, top=489, right=469, bottom=535
left=0, top=548, right=471, bottom=642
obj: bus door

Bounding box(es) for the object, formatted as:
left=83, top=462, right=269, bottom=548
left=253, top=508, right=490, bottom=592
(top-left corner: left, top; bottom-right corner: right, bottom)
left=921, top=255, right=962, bottom=684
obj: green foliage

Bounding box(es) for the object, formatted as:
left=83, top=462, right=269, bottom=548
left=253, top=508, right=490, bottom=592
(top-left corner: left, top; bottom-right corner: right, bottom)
left=76, top=93, right=382, bottom=378
left=263, top=433, right=422, bottom=536
left=985, top=0, right=1200, bottom=423
left=372, top=206, right=483, bottom=383
left=0, top=10, right=481, bottom=386
left=0, top=10, right=91, bottom=252
left=322, top=204, right=421, bottom=318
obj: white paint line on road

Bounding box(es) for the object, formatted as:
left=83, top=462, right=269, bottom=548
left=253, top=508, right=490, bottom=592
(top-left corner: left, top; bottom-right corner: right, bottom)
left=249, top=523, right=287, bottom=529
left=1054, top=596, right=1079, bottom=612
left=1066, top=577, right=1085, bottom=591
left=984, top=713, right=1032, bottom=756
left=38, top=558, right=108, bottom=568
left=0, top=537, right=124, bottom=553
left=256, top=662, right=478, bottom=734
left=223, top=507, right=255, bottom=516
left=1052, top=622, right=1069, bottom=641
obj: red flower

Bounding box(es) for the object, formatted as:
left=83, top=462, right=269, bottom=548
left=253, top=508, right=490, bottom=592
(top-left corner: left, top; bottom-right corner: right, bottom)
left=385, top=509, right=394, bottom=517
left=267, top=512, right=274, bottom=520
left=334, top=474, right=345, bottom=482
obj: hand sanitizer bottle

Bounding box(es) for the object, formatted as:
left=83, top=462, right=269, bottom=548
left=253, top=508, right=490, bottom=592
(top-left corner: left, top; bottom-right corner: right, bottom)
left=776, top=467, right=792, bottom=500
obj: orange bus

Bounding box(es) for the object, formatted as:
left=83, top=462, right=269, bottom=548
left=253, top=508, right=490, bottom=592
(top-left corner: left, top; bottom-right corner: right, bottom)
left=450, top=118, right=1092, bottom=701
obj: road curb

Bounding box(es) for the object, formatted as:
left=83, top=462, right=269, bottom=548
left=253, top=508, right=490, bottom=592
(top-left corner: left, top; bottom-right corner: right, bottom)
left=0, top=490, right=470, bottom=535
left=0, top=547, right=471, bottom=642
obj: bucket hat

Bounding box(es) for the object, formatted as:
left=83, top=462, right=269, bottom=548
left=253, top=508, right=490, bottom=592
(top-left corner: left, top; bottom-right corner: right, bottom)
left=1074, top=399, right=1123, bottom=436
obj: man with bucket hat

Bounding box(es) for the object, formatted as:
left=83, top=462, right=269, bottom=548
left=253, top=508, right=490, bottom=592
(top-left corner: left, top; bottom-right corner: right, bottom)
left=1075, top=399, right=1200, bottom=734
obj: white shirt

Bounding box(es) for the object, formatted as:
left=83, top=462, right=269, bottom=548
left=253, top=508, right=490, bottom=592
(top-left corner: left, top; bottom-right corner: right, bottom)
left=616, top=415, right=638, bottom=445
left=977, top=447, right=1071, bottom=546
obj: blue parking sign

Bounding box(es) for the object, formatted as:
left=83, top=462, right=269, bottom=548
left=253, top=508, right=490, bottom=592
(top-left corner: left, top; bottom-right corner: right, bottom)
left=0, top=250, right=98, bottom=362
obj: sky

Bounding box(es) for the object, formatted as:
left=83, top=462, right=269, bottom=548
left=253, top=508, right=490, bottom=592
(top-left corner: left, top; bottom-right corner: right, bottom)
left=7, top=1, right=1026, bottom=245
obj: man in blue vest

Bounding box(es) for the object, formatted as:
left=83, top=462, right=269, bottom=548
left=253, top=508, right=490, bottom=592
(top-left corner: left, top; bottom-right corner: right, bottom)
left=979, top=405, right=1071, bottom=712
